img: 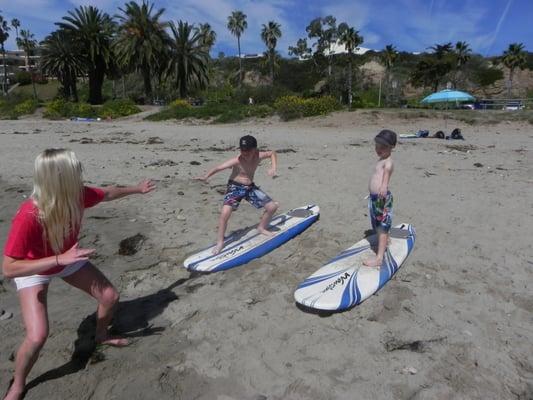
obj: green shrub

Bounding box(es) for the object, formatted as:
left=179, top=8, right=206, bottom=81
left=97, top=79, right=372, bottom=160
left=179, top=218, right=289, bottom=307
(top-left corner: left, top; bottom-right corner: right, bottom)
left=274, top=95, right=341, bottom=121
left=44, top=99, right=96, bottom=119
left=13, top=99, right=38, bottom=116
left=15, top=71, right=32, bottom=86
left=99, top=99, right=141, bottom=118
left=43, top=98, right=70, bottom=119
left=169, top=99, right=192, bottom=108
left=71, top=102, right=97, bottom=118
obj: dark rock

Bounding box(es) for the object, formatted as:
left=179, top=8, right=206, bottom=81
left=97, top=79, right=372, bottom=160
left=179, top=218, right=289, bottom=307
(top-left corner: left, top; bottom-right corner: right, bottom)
left=119, top=233, right=147, bottom=255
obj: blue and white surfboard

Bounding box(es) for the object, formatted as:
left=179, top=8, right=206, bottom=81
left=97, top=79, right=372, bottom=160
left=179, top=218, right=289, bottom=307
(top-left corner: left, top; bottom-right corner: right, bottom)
left=184, top=205, right=319, bottom=272
left=294, top=223, right=415, bottom=311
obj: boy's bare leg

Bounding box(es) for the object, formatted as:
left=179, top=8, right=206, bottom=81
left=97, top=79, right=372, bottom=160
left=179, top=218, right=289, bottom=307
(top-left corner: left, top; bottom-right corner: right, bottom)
left=257, top=201, right=279, bottom=236
left=364, top=231, right=388, bottom=268
left=214, top=205, right=233, bottom=254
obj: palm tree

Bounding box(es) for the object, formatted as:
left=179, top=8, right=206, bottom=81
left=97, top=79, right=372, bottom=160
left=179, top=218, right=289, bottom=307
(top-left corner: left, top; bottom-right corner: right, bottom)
left=11, top=18, right=20, bottom=42
left=0, top=14, right=9, bottom=94
left=501, top=42, right=527, bottom=98
left=16, top=29, right=37, bottom=70
left=452, top=41, right=471, bottom=88
left=41, top=29, right=85, bottom=101
left=429, top=42, right=453, bottom=59
left=288, top=38, right=311, bottom=60
left=16, top=29, right=38, bottom=98
left=381, top=44, right=398, bottom=106
left=168, top=20, right=209, bottom=99
left=338, top=23, right=363, bottom=107
left=260, top=21, right=281, bottom=83
left=197, top=23, right=216, bottom=52
left=227, top=10, right=247, bottom=85
left=57, top=6, right=115, bottom=104
left=115, top=0, right=170, bottom=102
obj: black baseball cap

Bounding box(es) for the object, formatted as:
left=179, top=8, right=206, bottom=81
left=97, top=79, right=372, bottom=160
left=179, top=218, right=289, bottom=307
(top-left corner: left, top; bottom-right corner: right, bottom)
left=374, top=129, right=397, bottom=147
left=239, top=135, right=257, bottom=150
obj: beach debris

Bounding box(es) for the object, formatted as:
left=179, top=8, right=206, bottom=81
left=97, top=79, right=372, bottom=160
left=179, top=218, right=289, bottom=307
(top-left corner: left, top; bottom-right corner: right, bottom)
left=385, top=337, right=446, bottom=353
left=277, top=148, right=297, bottom=153
left=177, top=191, right=184, bottom=196
left=473, top=163, right=484, bottom=168
left=146, top=136, right=164, bottom=144
left=402, top=366, right=418, bottom=375
left=118, top=233, right=147, bottom=255
left=0, top=310, right=13, bottom=321
left=145, top=159, right=178, bottom=167
left=190, top=161, right=201, bottom=165
left=424, top=171, right=436, bottom=177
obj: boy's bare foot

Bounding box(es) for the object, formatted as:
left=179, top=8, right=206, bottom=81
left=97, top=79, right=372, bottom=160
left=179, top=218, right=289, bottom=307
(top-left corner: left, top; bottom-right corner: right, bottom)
left=257, top=227, right=275, bottom=236
left=212, top=242, right=224, bottom=255
left=363, top=257, right=382, bottom=268
left=96, top=336, right=130, bottom=347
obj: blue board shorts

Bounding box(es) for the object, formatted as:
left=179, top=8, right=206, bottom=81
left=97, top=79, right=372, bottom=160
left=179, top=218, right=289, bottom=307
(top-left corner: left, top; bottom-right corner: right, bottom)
left=368, top=191, right=393, bottom=232
left=223, top=180, right=273, bottom=210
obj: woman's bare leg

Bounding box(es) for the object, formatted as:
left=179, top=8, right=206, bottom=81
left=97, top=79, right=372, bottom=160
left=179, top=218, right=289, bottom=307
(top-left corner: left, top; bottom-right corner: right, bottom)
left=4, top=284, right=49, bottom=400
left=62, top=263, right=127, bottom=346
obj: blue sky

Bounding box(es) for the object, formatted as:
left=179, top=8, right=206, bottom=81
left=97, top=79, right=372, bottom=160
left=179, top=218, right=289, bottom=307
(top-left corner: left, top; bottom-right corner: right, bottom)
left=1, top=0, right=532, bottom=57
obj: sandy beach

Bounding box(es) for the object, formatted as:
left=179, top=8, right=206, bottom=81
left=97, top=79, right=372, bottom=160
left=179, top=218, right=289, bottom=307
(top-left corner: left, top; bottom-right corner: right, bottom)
left=1, top=111, right=532, bottom=399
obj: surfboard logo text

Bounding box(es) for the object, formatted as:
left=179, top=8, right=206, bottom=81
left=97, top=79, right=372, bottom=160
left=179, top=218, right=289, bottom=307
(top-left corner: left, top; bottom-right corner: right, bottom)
left=215, top=245, right=244, bottom=260
left=322, top=272, right=351, bottom=292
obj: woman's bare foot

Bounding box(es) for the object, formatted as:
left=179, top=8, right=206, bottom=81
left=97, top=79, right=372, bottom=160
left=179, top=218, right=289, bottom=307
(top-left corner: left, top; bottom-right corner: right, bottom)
left=257, top=227, right=275, bottom=236
left=363, top=257, right=382, bottom=268
left=96, top=336, right=129, bottom=347
left=212, top=241, right=224, bottom=255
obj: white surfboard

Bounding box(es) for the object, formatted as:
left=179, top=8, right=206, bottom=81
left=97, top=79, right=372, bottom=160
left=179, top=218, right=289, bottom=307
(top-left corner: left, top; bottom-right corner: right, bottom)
left=294, top=223, right=415, bottom=311
left=184, top=205, right=319, bottom=272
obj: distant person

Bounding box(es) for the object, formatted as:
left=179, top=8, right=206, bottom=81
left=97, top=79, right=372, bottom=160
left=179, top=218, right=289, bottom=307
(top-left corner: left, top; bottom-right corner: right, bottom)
left=364, top=130, right=397, bottom=268
left=2, top=149, right=155, bottom=400
left=248, top=97, right=254, bottom=105
left=195, top=135, right=278, bottom=254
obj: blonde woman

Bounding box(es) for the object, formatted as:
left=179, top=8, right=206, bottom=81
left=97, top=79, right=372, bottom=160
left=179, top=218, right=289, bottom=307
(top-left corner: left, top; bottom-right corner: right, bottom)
left=2, top=149, right=155, bottom=400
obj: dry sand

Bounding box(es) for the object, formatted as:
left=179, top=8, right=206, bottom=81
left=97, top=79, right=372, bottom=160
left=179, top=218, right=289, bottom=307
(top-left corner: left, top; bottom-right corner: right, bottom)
left=0, top=110, right=532, bottom=400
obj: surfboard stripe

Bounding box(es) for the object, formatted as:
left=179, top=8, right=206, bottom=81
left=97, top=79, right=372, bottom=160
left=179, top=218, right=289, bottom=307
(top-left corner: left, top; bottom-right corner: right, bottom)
left=211, top=214, right=318, bottom=272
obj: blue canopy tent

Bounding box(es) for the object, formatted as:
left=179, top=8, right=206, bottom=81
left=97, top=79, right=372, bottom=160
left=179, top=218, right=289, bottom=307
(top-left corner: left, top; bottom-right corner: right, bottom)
left=421, top=89, right=475, bottom=107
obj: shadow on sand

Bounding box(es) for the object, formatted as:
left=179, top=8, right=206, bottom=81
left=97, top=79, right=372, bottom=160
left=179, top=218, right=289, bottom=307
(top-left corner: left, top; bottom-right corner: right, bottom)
left=25, top=275, right=197, bottom=393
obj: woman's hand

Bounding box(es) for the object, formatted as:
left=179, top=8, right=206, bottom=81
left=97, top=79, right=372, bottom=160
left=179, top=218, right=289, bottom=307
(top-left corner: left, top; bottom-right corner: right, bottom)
left=58, top=243, right=95, bottom=266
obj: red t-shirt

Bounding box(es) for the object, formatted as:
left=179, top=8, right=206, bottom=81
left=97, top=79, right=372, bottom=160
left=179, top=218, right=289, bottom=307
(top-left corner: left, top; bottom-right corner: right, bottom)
left=4, top=186, right=105, bottom=275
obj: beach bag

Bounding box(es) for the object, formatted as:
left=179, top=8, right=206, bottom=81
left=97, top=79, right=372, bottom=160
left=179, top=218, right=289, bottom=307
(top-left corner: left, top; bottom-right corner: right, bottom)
left=433, top=130, right=445, bottom=139
left=447, top=128, right=464, bottom=140
left=416, top=130, right=429, bottom=138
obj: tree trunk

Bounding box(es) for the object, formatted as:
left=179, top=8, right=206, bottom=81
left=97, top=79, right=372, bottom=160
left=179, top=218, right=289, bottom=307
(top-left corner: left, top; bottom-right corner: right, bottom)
left=508, top=68, right=514, bottom=98
left=142, top=63, right=153, bottom=103
left=87, top=66, right=105, bottom=105
left=31, top=72, right=37, bottom=100
left=71, top=72, right=78, bottom=102
left=347, top=57, right=352, bottom=108
left=270, top=50, right=274, bottom=84
left=2, top=45, right=7, bottom=95
left=237, top=36, right=242, bottom=86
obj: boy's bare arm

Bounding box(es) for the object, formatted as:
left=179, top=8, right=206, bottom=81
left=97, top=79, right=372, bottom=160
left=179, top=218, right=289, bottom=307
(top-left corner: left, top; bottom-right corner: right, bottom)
left=260, top=151, right=277, bottom=177
left=194, top=157, right=239, bottom=182
left=378, top=160, right=393, bottom=197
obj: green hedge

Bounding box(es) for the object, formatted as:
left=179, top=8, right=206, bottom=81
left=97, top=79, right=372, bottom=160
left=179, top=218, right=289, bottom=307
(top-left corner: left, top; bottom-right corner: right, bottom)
left=44, top=99, right=140, bottom=119
left=146, top=102, right=274, bottom=123
left=0, top=97, right=38, bottom=119
left=274, top=95, right=341, bottom=120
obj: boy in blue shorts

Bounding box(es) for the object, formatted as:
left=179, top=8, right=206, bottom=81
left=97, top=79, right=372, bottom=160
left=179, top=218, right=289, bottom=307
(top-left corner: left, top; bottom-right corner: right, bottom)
left=195, top=135, right=278, bottom=254
left=364, top=129, right=396, bottom=268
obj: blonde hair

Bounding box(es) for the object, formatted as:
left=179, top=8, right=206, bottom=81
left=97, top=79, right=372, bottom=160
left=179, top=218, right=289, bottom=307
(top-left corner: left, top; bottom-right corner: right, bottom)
left=32, top=149, right=84, bottom=254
